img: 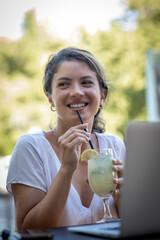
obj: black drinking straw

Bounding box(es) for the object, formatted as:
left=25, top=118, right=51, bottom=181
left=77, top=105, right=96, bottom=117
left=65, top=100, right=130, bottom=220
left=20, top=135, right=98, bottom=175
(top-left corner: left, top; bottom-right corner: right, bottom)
left=76, top=110, right=94, bottom=149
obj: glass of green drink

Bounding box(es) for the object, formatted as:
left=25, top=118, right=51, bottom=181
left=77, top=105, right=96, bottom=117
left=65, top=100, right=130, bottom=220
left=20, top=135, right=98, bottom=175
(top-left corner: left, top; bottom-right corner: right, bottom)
left=88, top=148, right=117, bottom=222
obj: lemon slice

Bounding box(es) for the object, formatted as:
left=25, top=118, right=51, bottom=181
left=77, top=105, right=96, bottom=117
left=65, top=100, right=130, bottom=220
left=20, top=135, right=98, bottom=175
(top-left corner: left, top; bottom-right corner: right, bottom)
left=80, top=149, right=99, bottom=161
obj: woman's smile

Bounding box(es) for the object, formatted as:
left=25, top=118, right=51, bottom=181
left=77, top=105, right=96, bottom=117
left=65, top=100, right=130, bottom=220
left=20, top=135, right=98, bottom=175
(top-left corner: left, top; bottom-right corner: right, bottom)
left=67, top=101, right=88, bottom=111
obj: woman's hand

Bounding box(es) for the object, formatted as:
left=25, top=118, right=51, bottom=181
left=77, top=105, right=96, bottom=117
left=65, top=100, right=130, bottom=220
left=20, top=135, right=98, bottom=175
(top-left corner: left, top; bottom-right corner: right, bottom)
left=112, top=159, right=123, bottom=215
left=58, top=123, right=90, bottom=172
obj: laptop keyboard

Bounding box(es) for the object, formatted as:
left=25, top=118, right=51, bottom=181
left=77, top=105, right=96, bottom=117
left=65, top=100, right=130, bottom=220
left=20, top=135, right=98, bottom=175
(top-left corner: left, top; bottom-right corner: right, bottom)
left=98, top=221, right=121, bottom=230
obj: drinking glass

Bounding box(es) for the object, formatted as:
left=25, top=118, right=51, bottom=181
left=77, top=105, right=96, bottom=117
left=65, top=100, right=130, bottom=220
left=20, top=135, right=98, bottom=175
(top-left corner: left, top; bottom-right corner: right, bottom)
left=88, top=148, right=117, bottom=222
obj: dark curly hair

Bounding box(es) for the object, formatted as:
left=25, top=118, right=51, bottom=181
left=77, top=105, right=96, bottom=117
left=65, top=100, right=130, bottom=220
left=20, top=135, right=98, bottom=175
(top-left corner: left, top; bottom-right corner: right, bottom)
left=43, top=47, right=109, bottom=133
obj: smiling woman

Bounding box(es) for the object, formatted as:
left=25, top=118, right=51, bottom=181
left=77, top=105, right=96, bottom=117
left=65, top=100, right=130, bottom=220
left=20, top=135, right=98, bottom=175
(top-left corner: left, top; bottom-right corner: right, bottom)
left=43, top=48, right=108, bottom=133
left=6, top=47, right=126, bottom=231
left=47, top=61, right=103, bottom=128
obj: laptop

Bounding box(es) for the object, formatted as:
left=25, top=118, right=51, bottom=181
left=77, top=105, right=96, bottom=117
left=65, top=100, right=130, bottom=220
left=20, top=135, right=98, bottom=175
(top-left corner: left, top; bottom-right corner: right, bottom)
left=68, top=121, right=160, bottom=238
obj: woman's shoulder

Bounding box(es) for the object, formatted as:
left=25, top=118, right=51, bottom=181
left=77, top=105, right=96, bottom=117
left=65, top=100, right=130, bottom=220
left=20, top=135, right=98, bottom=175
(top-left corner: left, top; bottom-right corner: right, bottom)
left=95, top=132, right=126, bottom=161
left=95, top=131, right=124, bottom=144
left=17, top=131, right=45, bottom=146
left=11, top=131, right=48, bottom=156
left=94, top=132, right=126, bottom=157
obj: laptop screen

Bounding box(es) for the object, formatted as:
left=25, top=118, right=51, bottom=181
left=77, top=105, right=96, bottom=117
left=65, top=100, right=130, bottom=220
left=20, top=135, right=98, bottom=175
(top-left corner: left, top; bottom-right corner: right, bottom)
left=121, top=121, right=160, bottom=237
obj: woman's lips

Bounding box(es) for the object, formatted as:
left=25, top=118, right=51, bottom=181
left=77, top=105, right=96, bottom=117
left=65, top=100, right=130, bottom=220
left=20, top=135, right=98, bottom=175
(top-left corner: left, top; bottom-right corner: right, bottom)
left=67, top=103, right=88, bottom=110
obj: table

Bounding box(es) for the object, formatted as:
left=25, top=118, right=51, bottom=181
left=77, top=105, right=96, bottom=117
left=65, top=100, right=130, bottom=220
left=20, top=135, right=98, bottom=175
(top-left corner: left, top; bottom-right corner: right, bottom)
left=2, top=224, right=160, bottom=240
left=46, top=226, right=160, bottom=240
left=24, top=225, right=160, bottom=240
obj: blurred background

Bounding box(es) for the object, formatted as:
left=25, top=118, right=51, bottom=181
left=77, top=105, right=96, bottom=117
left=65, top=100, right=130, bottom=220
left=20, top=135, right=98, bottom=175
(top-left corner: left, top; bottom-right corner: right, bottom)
left=0, top=0, right=160, bottom=231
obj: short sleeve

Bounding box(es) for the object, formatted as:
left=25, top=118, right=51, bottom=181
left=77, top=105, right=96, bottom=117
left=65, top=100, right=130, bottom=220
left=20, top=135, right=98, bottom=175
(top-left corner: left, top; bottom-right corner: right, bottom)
left=95, top=132, right=126, bottom=163
left=6, top=135, right=47, bottom=194
left=113, top=135, right=126, bottom=162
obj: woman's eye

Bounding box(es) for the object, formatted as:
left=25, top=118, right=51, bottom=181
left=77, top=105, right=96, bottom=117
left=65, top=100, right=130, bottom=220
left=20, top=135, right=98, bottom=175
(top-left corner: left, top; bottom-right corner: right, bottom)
left=58, top=82, right=69, bottom=87
left=82, top=80, right=93, bottom=85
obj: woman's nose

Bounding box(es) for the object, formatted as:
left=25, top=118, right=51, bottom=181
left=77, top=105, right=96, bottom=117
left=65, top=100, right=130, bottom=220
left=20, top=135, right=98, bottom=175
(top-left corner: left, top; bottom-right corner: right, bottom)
left=69, top=83, right=84, bottom=97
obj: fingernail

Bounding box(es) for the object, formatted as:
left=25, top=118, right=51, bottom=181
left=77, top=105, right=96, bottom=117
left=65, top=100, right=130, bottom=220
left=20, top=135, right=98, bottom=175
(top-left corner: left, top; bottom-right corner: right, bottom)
left=113, top=159, right=118, bottom=164
left=114, top=189, right=119, bottom=195
left=113, top=166, right=118, bottom=171
left=114, top=178, right=119, bottom=184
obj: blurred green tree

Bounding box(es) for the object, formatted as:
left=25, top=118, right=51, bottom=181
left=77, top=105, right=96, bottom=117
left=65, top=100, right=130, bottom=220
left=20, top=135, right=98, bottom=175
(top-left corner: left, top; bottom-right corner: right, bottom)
left=0, top=1, right=160, bottom=156
left=0, top=10, right=65, bottom=155
left=78, top=0, right=160, bottom=138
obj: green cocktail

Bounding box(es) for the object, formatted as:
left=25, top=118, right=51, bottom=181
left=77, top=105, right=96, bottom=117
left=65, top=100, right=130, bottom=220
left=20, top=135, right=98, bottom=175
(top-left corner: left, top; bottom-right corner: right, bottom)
left=88, top=148, right=117, bottom=221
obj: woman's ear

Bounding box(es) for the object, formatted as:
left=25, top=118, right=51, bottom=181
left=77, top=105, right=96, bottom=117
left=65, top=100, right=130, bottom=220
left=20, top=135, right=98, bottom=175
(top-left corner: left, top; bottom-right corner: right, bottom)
left=46, top=92, right=54, bottom=107
left=101, top=88, right=107, bottom=102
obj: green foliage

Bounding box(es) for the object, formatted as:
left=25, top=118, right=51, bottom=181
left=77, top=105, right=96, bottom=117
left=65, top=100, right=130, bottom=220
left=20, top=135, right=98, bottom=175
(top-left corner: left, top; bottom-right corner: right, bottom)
left=0, top=1, right=160, bottom=155
left=77, top=1, right=160, bottom=139
left=23, top=10, right=38, bottom=35
left=129, top=0, right=160, bottom=23
left=0, top=10, right=64, bottom=156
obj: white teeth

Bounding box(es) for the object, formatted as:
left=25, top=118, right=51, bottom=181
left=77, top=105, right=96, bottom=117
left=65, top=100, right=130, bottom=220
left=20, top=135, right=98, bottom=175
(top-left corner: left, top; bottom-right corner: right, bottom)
left=70, top=103, right=85, bottom=108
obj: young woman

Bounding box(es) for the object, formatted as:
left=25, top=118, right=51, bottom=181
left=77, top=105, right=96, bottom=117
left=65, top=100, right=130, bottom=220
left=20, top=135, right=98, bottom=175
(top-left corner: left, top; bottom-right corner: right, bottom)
left=7, top=47, right=125, bottom=231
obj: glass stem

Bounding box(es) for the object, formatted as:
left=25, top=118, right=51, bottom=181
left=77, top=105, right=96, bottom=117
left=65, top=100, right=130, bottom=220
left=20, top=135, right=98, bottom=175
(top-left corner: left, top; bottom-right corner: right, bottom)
left=103, top=196, right=112, bottom=219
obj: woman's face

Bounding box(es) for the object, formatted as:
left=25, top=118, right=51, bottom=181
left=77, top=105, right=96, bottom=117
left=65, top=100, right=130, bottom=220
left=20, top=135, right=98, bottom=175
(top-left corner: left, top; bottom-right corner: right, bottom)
left=48, top=60, right=105, bottom=127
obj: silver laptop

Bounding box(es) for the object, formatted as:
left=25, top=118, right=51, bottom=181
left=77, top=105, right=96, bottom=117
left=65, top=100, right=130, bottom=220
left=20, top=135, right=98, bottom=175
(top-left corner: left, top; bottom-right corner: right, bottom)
left=68, top=121, right=160, bottom=238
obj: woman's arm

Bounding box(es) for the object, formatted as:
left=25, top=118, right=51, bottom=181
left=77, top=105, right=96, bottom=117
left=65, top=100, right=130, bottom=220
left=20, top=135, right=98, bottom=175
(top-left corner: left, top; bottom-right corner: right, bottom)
left=12, top=165, right=73, bottom=231
left=12, top=124, right=90, bottom=231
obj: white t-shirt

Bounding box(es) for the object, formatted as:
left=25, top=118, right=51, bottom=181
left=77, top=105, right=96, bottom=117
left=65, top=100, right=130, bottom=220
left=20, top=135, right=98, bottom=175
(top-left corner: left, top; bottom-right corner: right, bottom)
left=6, top=131, right=126, bottom=226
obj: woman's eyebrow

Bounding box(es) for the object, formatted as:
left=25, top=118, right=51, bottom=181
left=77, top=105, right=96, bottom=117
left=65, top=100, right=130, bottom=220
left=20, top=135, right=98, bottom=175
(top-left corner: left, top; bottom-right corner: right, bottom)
left=56, top=75, right=96, bottom=82
left=57, top=77, right=71, bottom=81
left=80, top=75, right=96, bottom=80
